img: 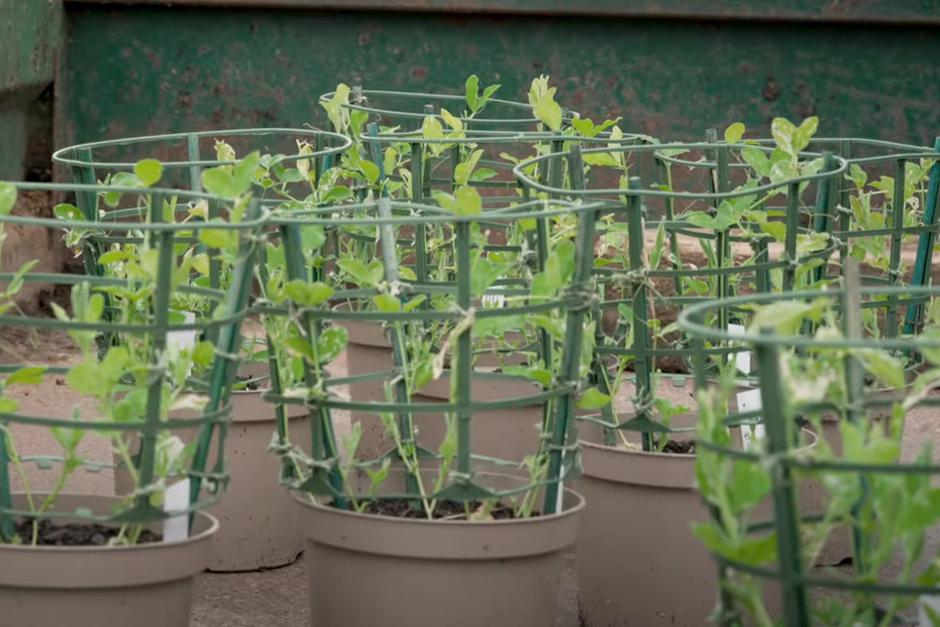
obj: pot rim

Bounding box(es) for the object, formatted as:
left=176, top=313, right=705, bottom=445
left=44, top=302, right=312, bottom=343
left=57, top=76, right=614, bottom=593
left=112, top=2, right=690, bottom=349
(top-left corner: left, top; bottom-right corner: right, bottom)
left=580, top=425, right=819, bottom=459
left=291, top=485, right=584, bottom=527
left=0, top=504, right=219, bottom=555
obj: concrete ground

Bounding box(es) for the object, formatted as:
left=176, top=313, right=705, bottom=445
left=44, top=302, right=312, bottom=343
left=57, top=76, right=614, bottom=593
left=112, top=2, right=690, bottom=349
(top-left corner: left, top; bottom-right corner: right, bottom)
left=2, top=326, right=939, bottom=626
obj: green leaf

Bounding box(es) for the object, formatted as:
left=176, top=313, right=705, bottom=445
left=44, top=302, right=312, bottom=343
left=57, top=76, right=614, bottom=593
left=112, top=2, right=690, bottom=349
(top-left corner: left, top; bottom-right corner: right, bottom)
left=454, top=186, right=483, bottom=216
left=856, top=349, right=906, bottom=390
left=771, top=117, right=797, bottom=156
left=454, top=149, right=483, bottom=186
left=0, top=398, right=19, bottom=413
left=285, top=336, right=315, bottom=362
left=192, top=341, right=215, bottom=368
left=360, top=160, right=380, bottom=185
left=749, top=301, right=813, bottom=334
left=53, top=203, right=84, bottom=221
left=372, top=293, right=401, bottom=313
left=284, top=280, right=334, bottom=307
left=422, top=115, right=444, bottom=141
left=337, top=258, right=383, bottom=287
left=502, top=365, right=552, bottom=387
left=0, top=182, right=15, bottom=216
left=133, top=159, right=163, bottom=187
left=686, top=212, right=716, bottom=229
left=202, top=152, right=259, bottom=198
left=724, top=122, right=745, bottom=144
left=440, top=108, right=463, bottom=132
left=67, top=361, right=100, bottom=396
left=5, top=367, right=46, bottom=386
left=759, top=221, right=787, bottom=241
left=198, top=225, right=237, bottom=250
left=322, top=185, right=352, bottom=204
left=793, top=116, right=819, bottom=153
left=98, top=250, right=134, bottom=265
left=532, top=95, right=562, bottom=132
left=728, top=459, right=771, bottom=514
left=469, top=167, right=497, bottom=182
left=578, top=387, right=612, bottom=410
left=316, top=326, right=348, bottom=364
left=465, top=74, right=480, bottom=113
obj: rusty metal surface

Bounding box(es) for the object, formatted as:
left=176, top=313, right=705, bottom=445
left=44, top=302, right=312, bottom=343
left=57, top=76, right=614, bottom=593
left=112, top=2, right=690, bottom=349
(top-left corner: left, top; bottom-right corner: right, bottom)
left=0, top=0, right=63, bottom=180
left=58, top=4, right=940, bottom=150
left=61, top=0, right=940, bottom=25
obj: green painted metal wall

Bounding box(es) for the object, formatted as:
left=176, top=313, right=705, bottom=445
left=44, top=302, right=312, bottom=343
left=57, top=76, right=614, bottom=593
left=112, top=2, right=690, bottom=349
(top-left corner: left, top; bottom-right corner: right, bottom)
left=0, top=0, right=62, bottom=180
left=50, top=2, right=940, bottom=152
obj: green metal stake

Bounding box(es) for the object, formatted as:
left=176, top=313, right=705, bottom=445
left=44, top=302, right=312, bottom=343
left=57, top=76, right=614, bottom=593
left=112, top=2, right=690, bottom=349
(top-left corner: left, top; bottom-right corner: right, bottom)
left=624, top=176, right=654, bottom=451
left=885, top=158, right=907, bottom=336
left=755, top=330, right=810, bottom=627
left=453, top=219, right=474, bottom=481
left=0, top=421, right=13, bottom=540
left=376, top=197, right=422, bottom=500
left=904, top=137, right=940, bottom=334
left=809, top=152, right=837, bottom=293
left=690, top=309, right=742, bottom=627
left=841, top=259, right=868, bottom=572
left=543, top=196, right=600, bottom=515
left=279, top=222, right=346, bottom=505
left=783, top=181, right=800, bottom=291
left=190, top=199, right=262, bottom=512
left=135, top=192, right=174, bottom=514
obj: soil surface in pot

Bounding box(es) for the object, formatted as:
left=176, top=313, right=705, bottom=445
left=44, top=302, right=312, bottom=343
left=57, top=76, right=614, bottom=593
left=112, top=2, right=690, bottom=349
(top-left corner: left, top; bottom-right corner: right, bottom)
left=660, top=439, right=695, bottom=454
left=339, top=498, right=538, bottom=520
left=13, top=518, right=162, bottom=546
left=233, top=372, right=261, bottom=391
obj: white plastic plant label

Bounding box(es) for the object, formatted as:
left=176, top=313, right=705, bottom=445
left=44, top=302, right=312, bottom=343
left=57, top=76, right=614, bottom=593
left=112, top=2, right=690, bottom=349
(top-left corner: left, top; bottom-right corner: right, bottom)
left=162, top=479, right=190, bottom=542
left=167, top=311, right=197, bottom=354
left=920, top=595, right=940, bottom=625
left=728, top=324, right=751, bottom=374
left=736, top=388, right=765, bottom=451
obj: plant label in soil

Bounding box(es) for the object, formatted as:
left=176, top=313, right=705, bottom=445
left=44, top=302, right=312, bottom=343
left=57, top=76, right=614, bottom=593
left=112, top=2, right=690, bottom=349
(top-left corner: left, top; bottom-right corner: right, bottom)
left=163, top=479, right=190, bottom=542
left=736, top=388, right=765, bottom=451
left=920, top=595, right=940, bottom=625
left=729, top=324, right=752, bottom=374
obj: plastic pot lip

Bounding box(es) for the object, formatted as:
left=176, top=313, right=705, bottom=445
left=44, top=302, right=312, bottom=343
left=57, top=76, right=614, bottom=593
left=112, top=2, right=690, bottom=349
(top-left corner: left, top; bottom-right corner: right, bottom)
left=291, top=484, right=585, bottom=527
left=580, top=425, right=819, bottom=459
left=0, top=501, right=219, bottom=554
left=580, top=437, right=696, bottom=459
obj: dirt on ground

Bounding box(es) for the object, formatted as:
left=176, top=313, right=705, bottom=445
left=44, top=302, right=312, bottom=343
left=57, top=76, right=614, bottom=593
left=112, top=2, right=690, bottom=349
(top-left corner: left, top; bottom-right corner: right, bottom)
left=1, top=190, right=72, bottom=314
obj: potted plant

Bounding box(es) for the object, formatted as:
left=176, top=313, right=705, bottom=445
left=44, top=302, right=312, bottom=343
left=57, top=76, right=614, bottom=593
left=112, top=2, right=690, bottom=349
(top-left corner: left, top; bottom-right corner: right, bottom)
left=258, top=192, right=603, bottom=626
left=515, top=120, right=848, bottom=626
left=679, top=265, right=940, bottom=626
left=0, top=179, right=261, bottom=625
left=321, top=76, right=636, bottom=458
left=53, top=132, right=352, bottom=571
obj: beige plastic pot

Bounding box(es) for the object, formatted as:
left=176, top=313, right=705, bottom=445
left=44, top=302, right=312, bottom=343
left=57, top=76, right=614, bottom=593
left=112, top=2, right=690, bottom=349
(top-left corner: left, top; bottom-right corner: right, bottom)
left=336, top=313, right=394, bottom=459
left=339, top=310, right=540, bottom=467
left=115, top=362, right=311, bottom=572
left=411, top=371, right=543, bottom=474
left=294, top=472, right=584, bottom=627
left=577, top=408, right=815, bottom=626
left=0, top=494, right=216, bottom=627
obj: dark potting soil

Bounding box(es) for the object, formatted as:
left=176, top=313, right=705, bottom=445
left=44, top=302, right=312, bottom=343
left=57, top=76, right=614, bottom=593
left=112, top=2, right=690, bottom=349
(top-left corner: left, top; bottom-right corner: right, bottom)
left=13, top=518, right=162, bottom=546
left=661, top=439, right=696, bottom=455
left=347, top=498, right=535, bottom=520
left=234, top=373, right=261, bottom=391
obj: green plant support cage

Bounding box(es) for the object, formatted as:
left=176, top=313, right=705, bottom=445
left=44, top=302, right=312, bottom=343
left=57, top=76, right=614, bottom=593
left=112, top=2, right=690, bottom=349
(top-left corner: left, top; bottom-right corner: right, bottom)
left=258, top=196, right=604, bottom=515
left=679, top=279, right=940, bottom=626
left=513, top=138, right=846, bottom=448
left=0, top=181, right=264, bottom=537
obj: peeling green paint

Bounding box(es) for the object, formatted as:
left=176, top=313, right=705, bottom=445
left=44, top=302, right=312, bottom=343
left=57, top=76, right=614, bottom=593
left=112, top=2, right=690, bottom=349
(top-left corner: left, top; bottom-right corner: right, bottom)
left=59, top=5, right=940, bottom=151
left=0, top=0, right=62, bottom=179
